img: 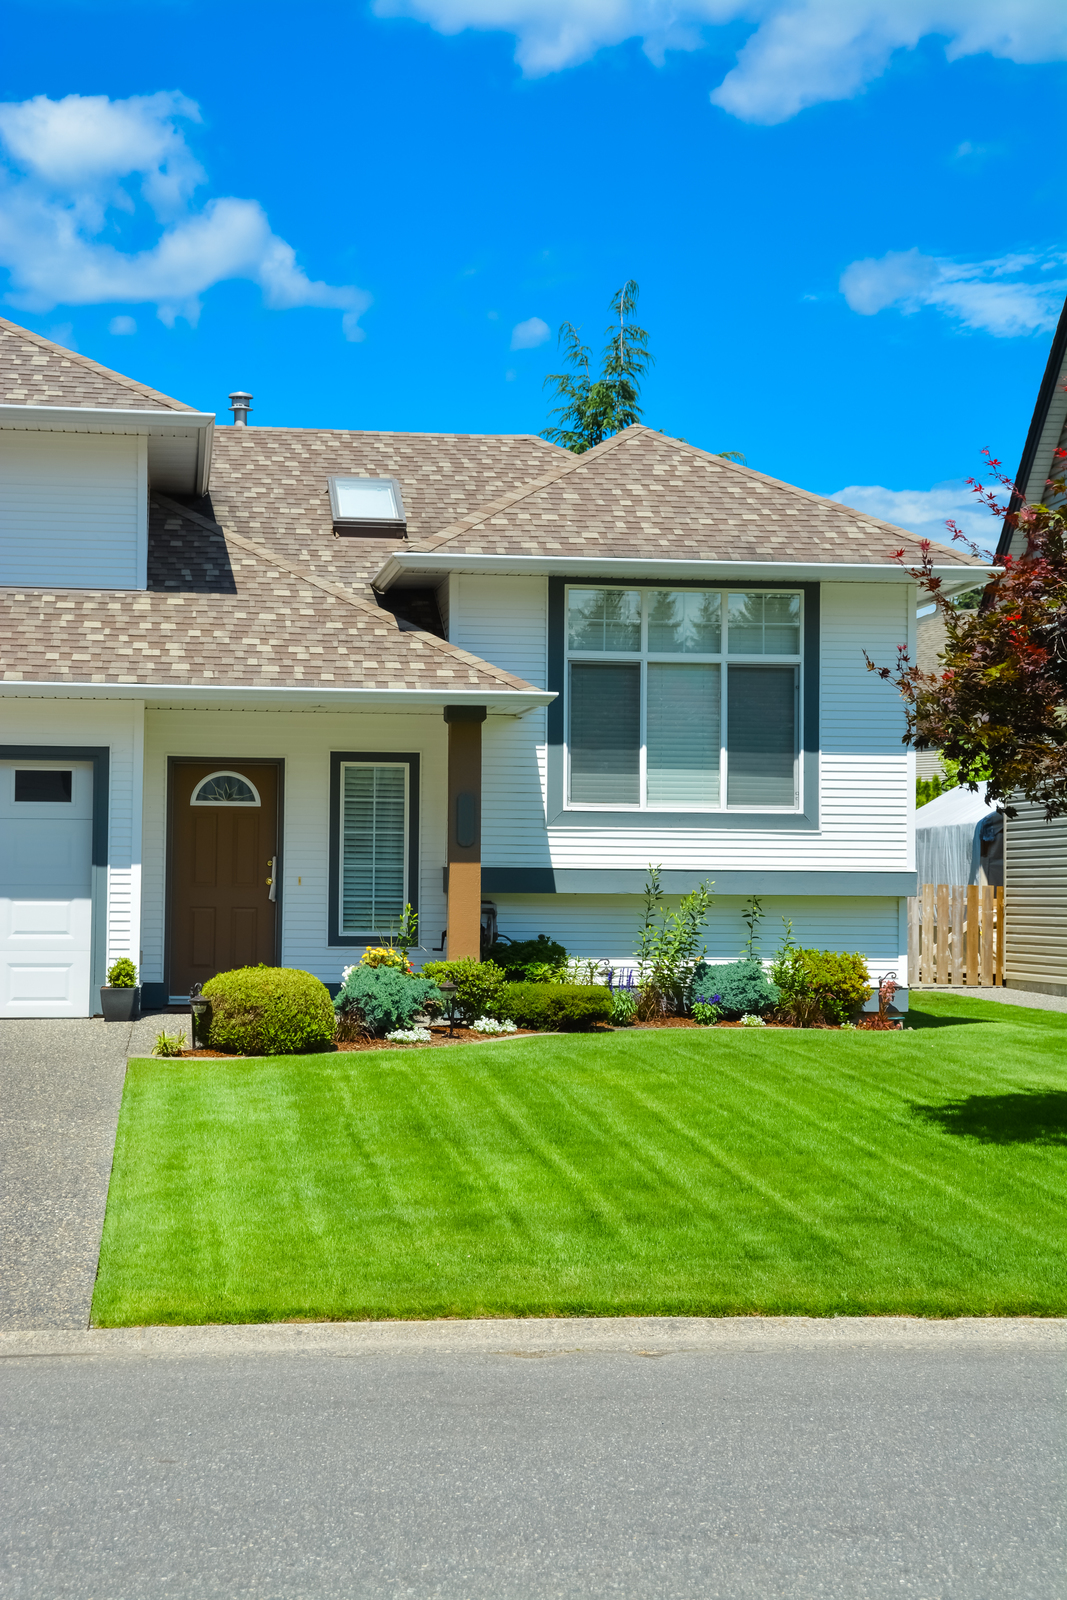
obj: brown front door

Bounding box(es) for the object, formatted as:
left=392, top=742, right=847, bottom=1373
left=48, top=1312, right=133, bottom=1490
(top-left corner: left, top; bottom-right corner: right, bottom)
left=169, top=762, right=279, bottom=997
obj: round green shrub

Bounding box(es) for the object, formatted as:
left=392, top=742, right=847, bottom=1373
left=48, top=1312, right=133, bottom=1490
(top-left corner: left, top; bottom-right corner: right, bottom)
left=202, top=966, right=335, bottom=1056
left=497, top=981, right=612, bottom=1031
left=791, top=948, right=870, bottom=1025
left=422, top=958, right=506, bottom=1021
left=690, top=959, right=778, bottom=1018
left=335, top=965, right=444, bottom=1036
left=106, top=957, right=137, bottom=988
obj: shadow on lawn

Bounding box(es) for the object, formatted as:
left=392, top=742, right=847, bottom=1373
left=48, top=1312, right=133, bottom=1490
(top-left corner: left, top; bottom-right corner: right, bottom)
left=911, top=1091, right=1067, bottom=1146
left=905, top=1008, right=989, bottom=1029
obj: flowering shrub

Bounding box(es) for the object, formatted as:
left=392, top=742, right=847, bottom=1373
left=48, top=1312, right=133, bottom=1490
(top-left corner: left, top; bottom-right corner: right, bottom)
left=359, top=947, right=414, bottom=974
left=471, top=1016, right=518, bottom=1034
left=385, top=1026, right=431, bottom=1044
left=740, top=1013, right=767, bottom=1027
left=692, top=997, right=722, bottom=1025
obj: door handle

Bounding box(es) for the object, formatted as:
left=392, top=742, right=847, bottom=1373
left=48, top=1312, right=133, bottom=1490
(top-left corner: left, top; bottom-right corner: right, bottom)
left=266, top=856, right=277, bottom=902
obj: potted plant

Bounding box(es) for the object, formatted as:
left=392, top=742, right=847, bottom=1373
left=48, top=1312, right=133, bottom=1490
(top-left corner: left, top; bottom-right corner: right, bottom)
left=100, top=957, right=140, bottom=1022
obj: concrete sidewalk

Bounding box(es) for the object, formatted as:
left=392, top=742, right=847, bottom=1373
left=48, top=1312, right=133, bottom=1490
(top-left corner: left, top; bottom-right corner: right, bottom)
left=0, top=1018, right=135, bottom=1330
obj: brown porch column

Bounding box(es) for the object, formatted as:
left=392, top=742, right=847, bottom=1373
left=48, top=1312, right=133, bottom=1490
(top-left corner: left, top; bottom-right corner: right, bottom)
left=444, top=705, right=486, bottom=960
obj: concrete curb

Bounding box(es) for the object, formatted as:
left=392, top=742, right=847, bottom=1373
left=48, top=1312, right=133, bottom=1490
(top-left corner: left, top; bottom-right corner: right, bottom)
left=3, top=1316, right=1065, bottom=1360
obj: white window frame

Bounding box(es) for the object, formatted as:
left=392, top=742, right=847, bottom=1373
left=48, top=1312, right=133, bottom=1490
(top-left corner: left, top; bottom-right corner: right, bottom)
left=338, top=760, right=410, bottom=937
left=564, top=586, right=803, bottom=813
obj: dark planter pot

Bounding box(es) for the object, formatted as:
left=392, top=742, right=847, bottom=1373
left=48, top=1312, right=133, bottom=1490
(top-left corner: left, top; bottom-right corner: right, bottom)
left=100, top=986, right=140, bottom=1022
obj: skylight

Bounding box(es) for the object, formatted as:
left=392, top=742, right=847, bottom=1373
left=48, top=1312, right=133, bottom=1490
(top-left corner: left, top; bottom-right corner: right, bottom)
left=328, top=476, right=406, bottom=533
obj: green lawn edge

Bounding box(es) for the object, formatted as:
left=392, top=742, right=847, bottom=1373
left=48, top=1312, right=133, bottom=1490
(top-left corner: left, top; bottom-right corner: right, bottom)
left=95, top=993, right=1067, bottom=1326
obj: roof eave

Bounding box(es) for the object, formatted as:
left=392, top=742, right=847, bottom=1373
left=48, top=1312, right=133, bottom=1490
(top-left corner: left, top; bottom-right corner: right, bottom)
left=375, top=551, right=998, bottom=599
left=0, top=403, right=217, bottom=496
left=0, top=681, right=556, bottom=716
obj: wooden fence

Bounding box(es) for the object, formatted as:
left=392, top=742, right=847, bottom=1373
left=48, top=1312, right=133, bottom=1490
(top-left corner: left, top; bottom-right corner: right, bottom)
left=908, top=884, right=1004, bottom=986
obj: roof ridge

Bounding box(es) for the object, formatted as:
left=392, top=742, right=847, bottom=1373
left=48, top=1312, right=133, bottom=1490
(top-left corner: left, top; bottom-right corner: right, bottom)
left=0, top=317, right=194, bottom=413
left=413, top=427, right=636, bottom=551
left=152, top=494, right=535, bottom=691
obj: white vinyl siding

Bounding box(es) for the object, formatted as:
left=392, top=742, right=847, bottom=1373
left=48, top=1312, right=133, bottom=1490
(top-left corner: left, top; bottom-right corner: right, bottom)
left=0, top=430, right=148, bottom=590
left=449, top=574, right=912, bottom=877
left=340, top=763, right=408, bottom=935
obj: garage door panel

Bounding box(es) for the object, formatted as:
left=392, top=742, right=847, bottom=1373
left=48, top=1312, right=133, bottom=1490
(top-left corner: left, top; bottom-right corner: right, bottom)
left=0, top=760, right=93, bottom=1018
left=0, top=820, right=93, bottom=891
left=2, top=962, right=80, bottom=1008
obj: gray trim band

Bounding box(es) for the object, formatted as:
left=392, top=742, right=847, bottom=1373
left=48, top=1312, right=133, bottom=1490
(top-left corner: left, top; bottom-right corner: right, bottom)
left=483, top=869, right=917, bottom=896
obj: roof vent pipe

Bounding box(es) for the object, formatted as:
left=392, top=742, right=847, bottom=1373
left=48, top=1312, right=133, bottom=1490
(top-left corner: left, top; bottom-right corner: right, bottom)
left=228, top=391, right=253, bottom=427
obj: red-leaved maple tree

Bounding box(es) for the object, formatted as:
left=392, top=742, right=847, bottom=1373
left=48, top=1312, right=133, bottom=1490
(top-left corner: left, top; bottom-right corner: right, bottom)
left=866, top=445, right=1067, bottom=818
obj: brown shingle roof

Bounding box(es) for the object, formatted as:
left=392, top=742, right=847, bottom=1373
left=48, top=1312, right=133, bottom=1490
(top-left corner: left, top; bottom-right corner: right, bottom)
left=203, top=424, right=568, bottom=594
left=411, top=426, right=986, bottom=570
left=0, top=493, right=536, bottom=691
left=0, top=318, right=193, bottom=411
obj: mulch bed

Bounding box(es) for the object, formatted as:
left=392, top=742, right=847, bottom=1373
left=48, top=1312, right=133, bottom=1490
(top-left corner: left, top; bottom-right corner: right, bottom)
left=174, top=1025, right=541, bottom=1059
left=163, top=1017, right=901, bottom=1059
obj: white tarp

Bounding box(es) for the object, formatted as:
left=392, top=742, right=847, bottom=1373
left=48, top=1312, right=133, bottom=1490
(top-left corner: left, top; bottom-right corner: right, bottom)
left=915, top=784, right=999, bottom=886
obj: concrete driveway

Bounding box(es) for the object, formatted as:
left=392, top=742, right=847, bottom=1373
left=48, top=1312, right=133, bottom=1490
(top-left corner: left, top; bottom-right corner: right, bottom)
left=0, top=1013, right=186, bottom=1330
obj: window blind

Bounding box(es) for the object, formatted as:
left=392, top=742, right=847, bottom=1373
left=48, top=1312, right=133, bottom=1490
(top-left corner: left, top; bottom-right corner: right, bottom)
left=727, top=666, right=797, bottom=807
left=569, top=662, right=640, bottom=803
left=647, top=663, right=721, bottom=806
left=341, top=764, right=407, bottom=933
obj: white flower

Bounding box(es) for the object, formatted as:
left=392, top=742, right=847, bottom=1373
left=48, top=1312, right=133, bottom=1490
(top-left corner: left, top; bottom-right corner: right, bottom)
left=385, top=1026, right=431, bottom=1044
left=471, top=1016, right=518, bottom=1034
left=740, top=1013, right=767, bottom=1028
left=341, top=965, right=356, bottom=982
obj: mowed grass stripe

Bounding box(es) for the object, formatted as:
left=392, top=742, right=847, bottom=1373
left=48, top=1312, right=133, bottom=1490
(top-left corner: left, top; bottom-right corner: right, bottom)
left=92, top=997, right=1067, bottom=1324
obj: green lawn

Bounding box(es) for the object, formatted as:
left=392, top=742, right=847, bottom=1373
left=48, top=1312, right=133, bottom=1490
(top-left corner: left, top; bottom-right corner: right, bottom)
left=92, top=995, right=1067, bottom=1325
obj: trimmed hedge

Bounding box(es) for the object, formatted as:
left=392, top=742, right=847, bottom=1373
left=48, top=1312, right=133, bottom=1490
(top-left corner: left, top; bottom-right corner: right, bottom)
left=483, top=935, right=569, bottom=980
left=335, top=966, right=444, bottom=1036
left=202, top=967, right=335, bottom=1056
left=422, top=959, right=506, bottom=1021
left=690, top=958, right=779, bottom=1018
left=497, top=981, right=612, bottom=1031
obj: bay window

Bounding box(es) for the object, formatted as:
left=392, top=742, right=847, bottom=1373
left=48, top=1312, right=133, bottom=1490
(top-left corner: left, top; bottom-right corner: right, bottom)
left=566, top=587, right=801, bottom=811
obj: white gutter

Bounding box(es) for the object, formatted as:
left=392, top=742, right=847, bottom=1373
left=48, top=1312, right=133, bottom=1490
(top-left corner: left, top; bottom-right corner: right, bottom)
left=0, top=681, right=556, bottom=716
left=375, top=552, right=999, bottom=600
left=0, top=403, right=215, bottom=432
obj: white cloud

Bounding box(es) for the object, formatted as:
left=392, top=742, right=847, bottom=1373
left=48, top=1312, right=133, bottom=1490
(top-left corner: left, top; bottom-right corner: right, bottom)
left=839, top=247, right=1067, bottom=336
left=371, top=0, right=1067, bottom=121
left=108, top=314, right=136, bottom=335
left=0, top=92, right=370, bottom=335
left=829, top=479, right=1005, bottom=557
left=510, top=315, right=550, bottom=350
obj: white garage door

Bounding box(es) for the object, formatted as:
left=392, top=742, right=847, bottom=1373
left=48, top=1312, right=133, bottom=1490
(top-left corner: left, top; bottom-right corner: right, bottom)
left=0, top=761, right=93, bottom=1017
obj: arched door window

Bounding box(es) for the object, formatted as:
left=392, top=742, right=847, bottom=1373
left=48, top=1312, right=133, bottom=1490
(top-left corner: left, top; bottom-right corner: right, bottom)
left=190, top=771, right=262, bottom=806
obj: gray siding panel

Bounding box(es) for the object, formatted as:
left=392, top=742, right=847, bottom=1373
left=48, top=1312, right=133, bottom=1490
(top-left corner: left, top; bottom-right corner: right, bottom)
left=1004, top=804, right=1067, bottom=994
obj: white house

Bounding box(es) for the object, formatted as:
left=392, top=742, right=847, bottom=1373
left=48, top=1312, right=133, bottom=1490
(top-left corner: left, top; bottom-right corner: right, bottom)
left=0, top=318, right=990, bottom=1016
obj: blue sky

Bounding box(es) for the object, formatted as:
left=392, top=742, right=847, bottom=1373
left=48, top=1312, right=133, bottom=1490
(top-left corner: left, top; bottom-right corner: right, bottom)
left=2, top=0, right=1065, bottom=549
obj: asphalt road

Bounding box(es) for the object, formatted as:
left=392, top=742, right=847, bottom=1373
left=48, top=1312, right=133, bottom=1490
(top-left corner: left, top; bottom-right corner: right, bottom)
left=2, top=1320, right=1063, bottom=1599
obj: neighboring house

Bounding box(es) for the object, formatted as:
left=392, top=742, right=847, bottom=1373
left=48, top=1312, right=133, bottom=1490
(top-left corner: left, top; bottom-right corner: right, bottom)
left=0, top=318, right=989, bottom=1017
left=994, top=293, right=1067, bottom=997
